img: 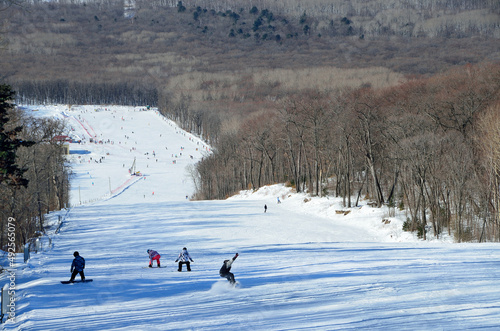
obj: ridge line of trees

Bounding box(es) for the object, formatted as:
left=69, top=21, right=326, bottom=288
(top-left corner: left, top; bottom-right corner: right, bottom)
left=14, top=80, right=158, bottom=107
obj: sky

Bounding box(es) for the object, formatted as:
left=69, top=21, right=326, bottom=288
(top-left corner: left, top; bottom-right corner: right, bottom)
left=1, top=104, right=500, bottom=331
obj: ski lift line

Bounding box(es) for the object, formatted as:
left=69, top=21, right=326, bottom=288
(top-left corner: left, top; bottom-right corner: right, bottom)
left=108, top=175, right=144, bottom=200
left=68, top=174, right=142, bottom=207
left=83, top=118, right=98, bottom=137
left=110, top=175, right=141, bottom=195
left=70, top=115, right=94, bottom=138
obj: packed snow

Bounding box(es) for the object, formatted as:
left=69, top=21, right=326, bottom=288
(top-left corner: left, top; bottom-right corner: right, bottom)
left=1, top=104, right=500, bottom=330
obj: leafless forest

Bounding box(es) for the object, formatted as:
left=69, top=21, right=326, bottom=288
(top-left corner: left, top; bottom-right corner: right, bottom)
left=1, top=0, right=500, bottom=241
left=0, top=86, right=70, bottom=252
left=193, top=64, right=500, bottom=243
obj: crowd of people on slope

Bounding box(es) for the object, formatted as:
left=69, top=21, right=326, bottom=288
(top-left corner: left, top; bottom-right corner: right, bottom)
left=67, top=248, right=239, bottom=285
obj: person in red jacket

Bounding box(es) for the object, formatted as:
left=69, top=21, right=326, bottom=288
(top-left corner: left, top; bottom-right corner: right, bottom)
left=147, top=249, right=161, bottom=268
left=219, top=253, right=238, bottom=285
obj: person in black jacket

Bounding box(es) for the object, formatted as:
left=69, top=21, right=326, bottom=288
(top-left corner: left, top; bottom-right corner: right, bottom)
left=219, top=253, right=238, bottom=285
left=69, top=251, right=85, bottom=282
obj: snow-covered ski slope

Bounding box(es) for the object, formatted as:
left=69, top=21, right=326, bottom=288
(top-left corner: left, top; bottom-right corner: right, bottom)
left=3, top=105, right=500, bottom=330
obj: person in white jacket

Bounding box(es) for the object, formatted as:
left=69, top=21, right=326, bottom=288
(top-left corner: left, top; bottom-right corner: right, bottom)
left=175, top=247, right=194, bottom=271
left=219, top=253, right=238, bottom=285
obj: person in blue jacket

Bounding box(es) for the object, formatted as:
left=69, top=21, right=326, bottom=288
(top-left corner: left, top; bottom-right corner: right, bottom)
left=69, top=251, right=85, bottom=282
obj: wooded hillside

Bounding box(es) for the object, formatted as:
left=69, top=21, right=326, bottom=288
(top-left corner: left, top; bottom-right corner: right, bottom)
left=1, top=0, right=500, bottom=241
left=2, top=0, right=498, bottom=141
left=1, top=0, right=499, bottom=97
left=192, top=64, right=500, bottom=243
left=0, top=85, right=69, bottom=252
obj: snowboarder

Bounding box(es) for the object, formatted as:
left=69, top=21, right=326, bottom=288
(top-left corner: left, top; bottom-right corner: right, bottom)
left=147, top=249, right=161, bottom=268
left=175, top=247, right=194, bottom=271
left=69, top=251, right=85, bottom=283
left=219, top=253, right=239, bottom=285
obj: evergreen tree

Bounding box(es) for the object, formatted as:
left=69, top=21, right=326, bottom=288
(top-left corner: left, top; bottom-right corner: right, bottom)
left=0, top=84, right=34, bottom=187
left=299, top=11, right=307, bottom=24
left=177, top=1, right=186, bottom=13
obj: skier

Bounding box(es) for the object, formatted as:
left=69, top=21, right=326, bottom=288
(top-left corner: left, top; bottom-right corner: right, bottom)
left=219, top=253, right=239, bottom=285
left=147, top=249, right=161, bottom=268
left=69, top=251, right=85, bottom=282
left=175, top=247, right=194, bottom=272
left=264, top=204, right=267, bottom=213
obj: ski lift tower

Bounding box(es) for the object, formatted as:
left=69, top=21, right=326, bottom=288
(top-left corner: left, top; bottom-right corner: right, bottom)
left=129, top=157, right=136, bottom=175
left=129, top=157, right=142, bottom=176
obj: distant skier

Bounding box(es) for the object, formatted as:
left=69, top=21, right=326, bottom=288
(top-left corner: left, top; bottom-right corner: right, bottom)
left=219, top=253, right=239, bottom=285
left=147, top=249, right=161, bottom=268
left=69, top=251, right=85, bottom=283
left=264, top=204, right=267, bottom=213
left=175, top=247, right=194, bottom=272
